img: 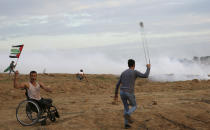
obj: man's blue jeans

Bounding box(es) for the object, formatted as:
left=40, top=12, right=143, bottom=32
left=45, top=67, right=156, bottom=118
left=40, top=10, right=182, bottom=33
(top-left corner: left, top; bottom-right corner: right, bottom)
left=120, top=91, right=137, bottom=125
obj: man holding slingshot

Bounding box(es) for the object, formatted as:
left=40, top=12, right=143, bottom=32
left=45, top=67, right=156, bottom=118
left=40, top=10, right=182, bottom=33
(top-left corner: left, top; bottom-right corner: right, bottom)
left=114, top=59, right=150, bottom=129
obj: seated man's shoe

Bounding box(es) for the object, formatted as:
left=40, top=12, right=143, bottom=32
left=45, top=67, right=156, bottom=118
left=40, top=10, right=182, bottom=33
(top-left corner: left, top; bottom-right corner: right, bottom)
left=55, top=111, right=60, bottom=118
left=125, top=124, right=131, bottom=129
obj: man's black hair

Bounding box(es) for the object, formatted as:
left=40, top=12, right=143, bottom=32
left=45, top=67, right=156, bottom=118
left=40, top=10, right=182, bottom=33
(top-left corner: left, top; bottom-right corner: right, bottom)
left=128, top=59, right=135, bottom=67
left=30, top=71, right=37, bottom=75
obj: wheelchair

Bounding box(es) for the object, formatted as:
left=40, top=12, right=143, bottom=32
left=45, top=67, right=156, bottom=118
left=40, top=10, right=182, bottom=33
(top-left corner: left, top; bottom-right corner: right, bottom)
left=16, top=89, right=59, bottom=126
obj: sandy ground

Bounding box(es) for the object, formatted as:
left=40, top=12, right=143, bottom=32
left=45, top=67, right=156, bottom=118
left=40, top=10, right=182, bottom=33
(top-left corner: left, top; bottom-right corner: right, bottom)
left=1, top=73, right=210, bottom=130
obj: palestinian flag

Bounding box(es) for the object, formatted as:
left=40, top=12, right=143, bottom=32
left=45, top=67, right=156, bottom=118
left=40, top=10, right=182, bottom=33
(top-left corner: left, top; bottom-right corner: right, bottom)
left=9, top=44, right=24, bottom=58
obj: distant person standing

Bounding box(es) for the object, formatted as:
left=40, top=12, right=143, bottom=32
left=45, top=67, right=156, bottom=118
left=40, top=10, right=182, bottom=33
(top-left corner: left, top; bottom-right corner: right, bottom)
left=76, top=69, right=88, bottom=82
left=114, top=59, right=150, bottom=129
left=8, top=61, right=16, bottom=77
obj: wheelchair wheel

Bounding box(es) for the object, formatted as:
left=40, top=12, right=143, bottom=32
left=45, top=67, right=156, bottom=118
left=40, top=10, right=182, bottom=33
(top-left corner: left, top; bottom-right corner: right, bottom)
left=16, top=100, right=41, bottom=126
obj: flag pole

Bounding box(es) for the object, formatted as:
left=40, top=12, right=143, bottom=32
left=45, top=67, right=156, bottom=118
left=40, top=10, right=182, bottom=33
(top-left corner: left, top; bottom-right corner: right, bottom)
left=15, top=57, right=19, bottom=67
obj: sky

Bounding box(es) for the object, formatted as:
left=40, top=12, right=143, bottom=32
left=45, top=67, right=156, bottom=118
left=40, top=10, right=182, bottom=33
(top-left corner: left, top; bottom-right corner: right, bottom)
left=0, top=0, right=210, bottom=81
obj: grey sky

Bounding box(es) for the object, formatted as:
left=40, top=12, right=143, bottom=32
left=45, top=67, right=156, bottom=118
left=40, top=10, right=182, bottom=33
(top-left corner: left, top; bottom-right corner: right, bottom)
left=0, top=0, right=210, bottom=50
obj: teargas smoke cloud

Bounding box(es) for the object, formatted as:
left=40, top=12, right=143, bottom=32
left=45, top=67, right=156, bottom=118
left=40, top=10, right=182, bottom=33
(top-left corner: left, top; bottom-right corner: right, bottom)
left=149, top=57, right=210, bottom=81
left=1, top=49, right=210, bottom=82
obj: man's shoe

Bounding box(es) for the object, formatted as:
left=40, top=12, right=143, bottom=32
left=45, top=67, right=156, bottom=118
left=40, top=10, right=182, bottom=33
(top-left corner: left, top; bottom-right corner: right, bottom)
left=124, top=114, right=134, bottom=124
left=125, top=124, right=131, bottom=129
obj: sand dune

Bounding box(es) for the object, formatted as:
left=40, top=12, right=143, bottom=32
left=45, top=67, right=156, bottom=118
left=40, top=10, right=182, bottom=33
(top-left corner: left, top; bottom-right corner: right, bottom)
left=1, top=73, right=210, bottom=130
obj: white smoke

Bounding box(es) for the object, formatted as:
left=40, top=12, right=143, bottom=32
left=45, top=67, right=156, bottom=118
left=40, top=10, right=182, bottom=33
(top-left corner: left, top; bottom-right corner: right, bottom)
left=149, top=57, right=210, bottom=81
left=1, top=49, right=210, bottom=82
left=1, top=50, right=126, bottom=74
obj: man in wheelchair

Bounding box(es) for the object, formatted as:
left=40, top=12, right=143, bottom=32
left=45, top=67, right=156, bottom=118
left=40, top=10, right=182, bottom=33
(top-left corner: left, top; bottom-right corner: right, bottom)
left=14, top=70, right=59, bottom=125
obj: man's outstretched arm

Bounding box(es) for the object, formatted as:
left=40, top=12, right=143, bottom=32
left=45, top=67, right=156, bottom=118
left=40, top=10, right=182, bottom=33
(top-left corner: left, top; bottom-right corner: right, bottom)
left=135, top=64, right=151, bottom=78
left=39, top=82, right=52, bottom=92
